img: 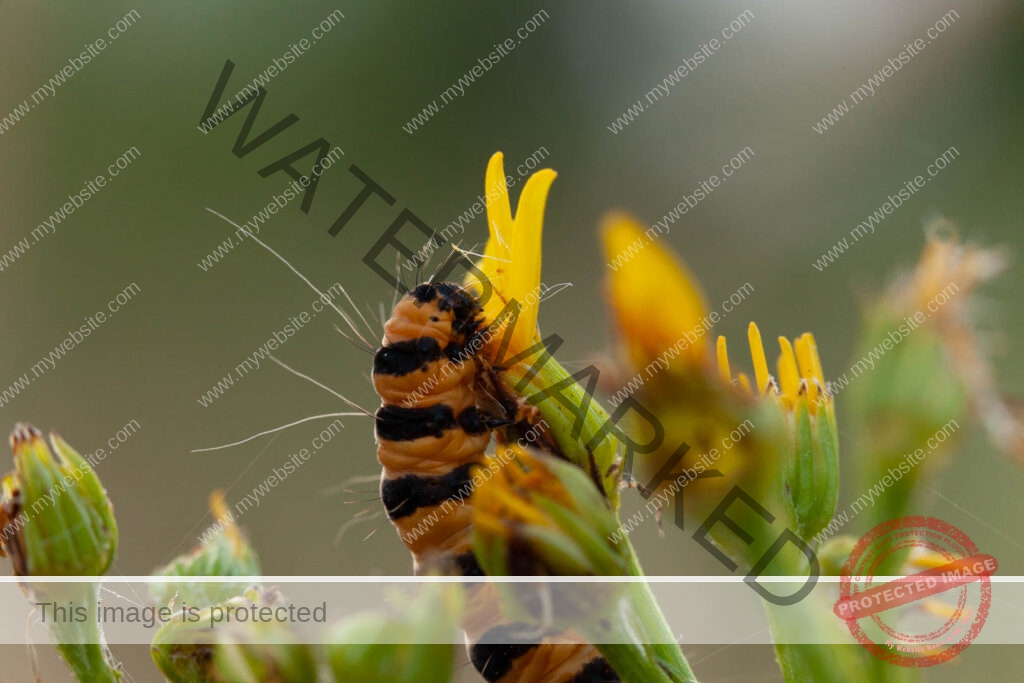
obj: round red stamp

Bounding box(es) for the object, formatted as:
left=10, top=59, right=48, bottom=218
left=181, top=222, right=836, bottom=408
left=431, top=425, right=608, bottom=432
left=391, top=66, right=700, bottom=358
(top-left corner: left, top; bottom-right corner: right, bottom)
left=833, top=516, right=996, bottom=667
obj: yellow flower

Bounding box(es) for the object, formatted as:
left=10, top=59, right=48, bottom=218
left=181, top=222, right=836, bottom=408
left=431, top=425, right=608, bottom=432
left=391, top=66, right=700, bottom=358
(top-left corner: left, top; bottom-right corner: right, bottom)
left=716, top=324, right=831, bottom=418
left=718, top=325, right=839, bottom=541
left=600, top=213, right=838, bottom=543
left=602, top=214, right=710, bottom=370
left=601, top=212, right=834, bottom=422
left=464, top=153, right=623, bottom=508
left=465, top=152, right=556, bottom=363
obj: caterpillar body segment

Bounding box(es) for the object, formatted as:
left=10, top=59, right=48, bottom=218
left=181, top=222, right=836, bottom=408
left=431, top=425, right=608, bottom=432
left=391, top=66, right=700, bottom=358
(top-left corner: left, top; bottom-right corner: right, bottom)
left=372, top=282, right=619, bottom=683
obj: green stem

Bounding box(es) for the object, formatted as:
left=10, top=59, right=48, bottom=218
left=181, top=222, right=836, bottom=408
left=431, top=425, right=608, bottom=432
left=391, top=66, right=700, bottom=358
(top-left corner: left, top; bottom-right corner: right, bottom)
left=598, top=643, right=675, bottom=683
left=762, top=595, right=862, bottom=683
left=578, top=593, right=677, bottom=683
left=506, top=357, right=696, bottom=680
left=53, top=642, right=122, bottom=683
left=508, top=357, right=623, bottom=509
left=760, top=553, right=916, bottom=683
left=33, top=581, right=122, bottom=683
left=622, top=544, right=697, bottom=682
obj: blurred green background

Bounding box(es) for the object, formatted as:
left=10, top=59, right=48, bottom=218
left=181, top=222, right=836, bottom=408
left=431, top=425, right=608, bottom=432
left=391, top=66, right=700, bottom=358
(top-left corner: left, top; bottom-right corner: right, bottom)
left=1, top=0, right=1022, bottom=680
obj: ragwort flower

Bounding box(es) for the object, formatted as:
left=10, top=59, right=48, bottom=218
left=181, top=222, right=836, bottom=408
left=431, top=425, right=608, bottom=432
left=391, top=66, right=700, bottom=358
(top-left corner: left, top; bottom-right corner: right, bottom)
left=716, top=324, right=839, bottom=542
left=465, top=152, right=556, bottom=363
left=464, top=153, right=622, bottom=507
left=602, top=214, right=837, bottom=550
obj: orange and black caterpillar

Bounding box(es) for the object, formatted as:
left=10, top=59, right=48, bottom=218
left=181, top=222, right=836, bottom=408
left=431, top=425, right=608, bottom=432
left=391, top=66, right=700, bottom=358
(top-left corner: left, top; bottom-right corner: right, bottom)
left=372, top=282, right=619, bottom=683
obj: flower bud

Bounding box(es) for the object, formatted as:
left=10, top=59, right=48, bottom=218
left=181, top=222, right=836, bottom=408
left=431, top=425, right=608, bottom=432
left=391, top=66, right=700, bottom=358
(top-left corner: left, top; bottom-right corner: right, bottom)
left=152, top=490, right=260, bottom=609
left=326, top=584, right=459, bottom=683
left=150, top=621, right=217, bottom=683
left=0, top=424, right=123, bottom=682
left=151, top=587, right=315, bottom=683
left=0, top=424, right=117, bottom=576
left=817, top=535, right=857, bottom=576
left=214, top=624, right=317, bottom=683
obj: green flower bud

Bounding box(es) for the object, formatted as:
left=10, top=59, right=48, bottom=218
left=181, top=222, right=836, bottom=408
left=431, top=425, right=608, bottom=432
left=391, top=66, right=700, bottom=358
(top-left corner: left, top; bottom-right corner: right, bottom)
left=152, top=490, right=261, bottom=609
left=152, top=587, right=315, bottom=683
left=0, top=424, right=117, bottom=576
left=326, top=584, right=459, bottom=683
left=214, top=619, right=317, bottom=683
left=1, top=424, right=122, bottom=683
left=150, top=621, right=217, bottom=683
left=816, top=535, right=857, bottom=576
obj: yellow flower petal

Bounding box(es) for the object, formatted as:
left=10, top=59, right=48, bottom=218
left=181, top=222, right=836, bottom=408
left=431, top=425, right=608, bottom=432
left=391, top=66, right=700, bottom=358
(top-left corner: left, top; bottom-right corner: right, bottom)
left=484, top=153, right=514, bottom=256
left=480, top=152, right=514, bottom=294
left=467, top=153, right=556, bottom=362
left=794, top=334, right=820, bottom=410
left=487, top=485, right=553, bottom=528
left=506, top=169, right=556, bottom=354
left=716, top=336, right=731, bottom=385
left=777, top=336, right=800, bottom=406
left=804, top=333, right=824, bottom=385
left=602, top=212, right=710, bottom=369
left=747, top=322, right=770, bottom=395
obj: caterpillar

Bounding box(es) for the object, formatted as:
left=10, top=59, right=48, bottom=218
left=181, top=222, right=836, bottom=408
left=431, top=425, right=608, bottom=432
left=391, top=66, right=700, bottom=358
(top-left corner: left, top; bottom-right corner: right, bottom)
left=372, top=281, right=620, bottom=683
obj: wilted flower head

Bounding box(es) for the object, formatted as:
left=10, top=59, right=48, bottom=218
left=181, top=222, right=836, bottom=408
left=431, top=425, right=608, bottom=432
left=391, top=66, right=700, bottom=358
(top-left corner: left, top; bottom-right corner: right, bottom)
left=0, top=424, right=117, bottom=576
left=898, top=219, right=1007, bottom=318
left=848, top=222, right=1021, bottom=528
left=890, top=221, right=1021, bottom=458
left=472, top=446, right=627, bottom=578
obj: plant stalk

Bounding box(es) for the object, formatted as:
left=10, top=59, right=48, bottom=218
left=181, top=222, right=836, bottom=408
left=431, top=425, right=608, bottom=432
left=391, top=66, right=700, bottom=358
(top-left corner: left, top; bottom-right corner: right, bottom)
left=30, top=581, right=122, bottom=683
